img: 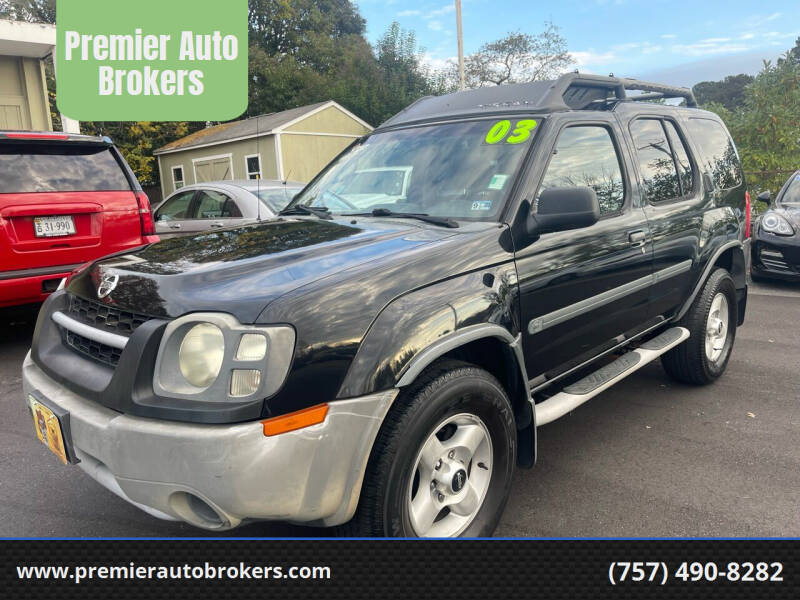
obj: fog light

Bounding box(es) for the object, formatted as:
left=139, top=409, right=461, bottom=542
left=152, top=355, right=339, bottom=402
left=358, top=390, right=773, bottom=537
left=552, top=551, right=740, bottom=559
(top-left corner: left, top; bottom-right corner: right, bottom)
left=236, top=333, right=267, bottom=360
left=230, top=369, right=261, bottom=397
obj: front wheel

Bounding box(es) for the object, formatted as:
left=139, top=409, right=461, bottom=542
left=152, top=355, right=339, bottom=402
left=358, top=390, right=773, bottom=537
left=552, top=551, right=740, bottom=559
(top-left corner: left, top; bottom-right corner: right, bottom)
left=342, top=359, right=516, bottom=537
left=662, top=268, right=737, bottom=385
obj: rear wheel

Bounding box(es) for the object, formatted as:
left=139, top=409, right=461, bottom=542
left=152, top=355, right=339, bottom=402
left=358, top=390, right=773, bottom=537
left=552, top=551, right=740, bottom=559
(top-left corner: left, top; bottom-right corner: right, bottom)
left=342, top=359, right=516, bottom=537
left=662, top=268, right=737, bottom=385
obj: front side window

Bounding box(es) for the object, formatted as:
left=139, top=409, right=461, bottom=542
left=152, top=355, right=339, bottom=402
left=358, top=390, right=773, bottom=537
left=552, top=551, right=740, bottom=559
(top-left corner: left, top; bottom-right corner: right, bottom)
left=630, top=119, right=681, bottom=203
left=172, top=166, right=185, bottom=190
left=155, top=190, right=194, bottom=221
left=686, top=118, right=742, bottom=190
left=537, top=125, right=625, bottom=215
left=289, top=119, right=540, bottom=220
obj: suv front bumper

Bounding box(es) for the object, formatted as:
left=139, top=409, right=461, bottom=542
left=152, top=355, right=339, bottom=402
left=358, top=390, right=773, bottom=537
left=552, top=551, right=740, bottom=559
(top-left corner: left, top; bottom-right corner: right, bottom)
left=22, top=352, right=395, bottom=530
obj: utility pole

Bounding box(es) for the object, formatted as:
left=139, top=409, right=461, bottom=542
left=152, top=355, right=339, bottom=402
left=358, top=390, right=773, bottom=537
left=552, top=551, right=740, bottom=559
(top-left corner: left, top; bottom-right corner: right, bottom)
left=455, top=0, right=464, bottom=90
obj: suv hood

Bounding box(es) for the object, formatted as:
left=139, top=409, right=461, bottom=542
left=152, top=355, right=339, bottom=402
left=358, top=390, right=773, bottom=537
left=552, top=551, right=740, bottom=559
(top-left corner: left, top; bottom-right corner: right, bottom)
left=69, top=217, right=459, bottom=322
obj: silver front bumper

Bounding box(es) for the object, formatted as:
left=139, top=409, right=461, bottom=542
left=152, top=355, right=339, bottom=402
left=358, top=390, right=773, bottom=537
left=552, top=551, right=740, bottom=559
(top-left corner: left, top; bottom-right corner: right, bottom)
left=22, top=352, right=396, bottom=530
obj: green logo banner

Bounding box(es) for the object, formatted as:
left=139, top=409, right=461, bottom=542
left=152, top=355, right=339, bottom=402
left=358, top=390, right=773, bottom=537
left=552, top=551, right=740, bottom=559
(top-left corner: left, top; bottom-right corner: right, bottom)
left=56, top=0, right=248, bottom=121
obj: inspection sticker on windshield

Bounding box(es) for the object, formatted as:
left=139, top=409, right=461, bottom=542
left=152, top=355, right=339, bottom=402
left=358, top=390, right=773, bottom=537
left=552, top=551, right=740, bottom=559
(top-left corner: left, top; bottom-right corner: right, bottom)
left=471, top=200, right=493, bottom=211
left=488, top=174, right=508, bottom=190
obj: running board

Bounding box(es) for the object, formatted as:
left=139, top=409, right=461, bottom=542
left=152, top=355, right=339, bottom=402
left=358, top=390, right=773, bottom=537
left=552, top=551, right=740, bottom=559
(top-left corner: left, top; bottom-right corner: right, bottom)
left=534, top=327, right=689, bottom=426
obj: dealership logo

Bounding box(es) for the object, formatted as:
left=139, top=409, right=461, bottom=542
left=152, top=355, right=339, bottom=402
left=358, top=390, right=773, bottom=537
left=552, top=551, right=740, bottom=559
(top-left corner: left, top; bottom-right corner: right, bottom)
left=97, top=273, right=119, bottom=299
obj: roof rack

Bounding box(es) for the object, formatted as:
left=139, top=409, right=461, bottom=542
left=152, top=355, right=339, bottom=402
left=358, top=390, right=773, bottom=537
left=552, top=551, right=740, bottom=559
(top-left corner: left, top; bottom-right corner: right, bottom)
left=541, top=73, right=697, bottom=109
left=377, top=73, right=698, bottom=129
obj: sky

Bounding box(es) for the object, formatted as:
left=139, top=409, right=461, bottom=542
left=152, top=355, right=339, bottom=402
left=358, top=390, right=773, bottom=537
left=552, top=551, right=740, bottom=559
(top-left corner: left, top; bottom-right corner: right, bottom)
left=357, top=0, right=800, bottom=86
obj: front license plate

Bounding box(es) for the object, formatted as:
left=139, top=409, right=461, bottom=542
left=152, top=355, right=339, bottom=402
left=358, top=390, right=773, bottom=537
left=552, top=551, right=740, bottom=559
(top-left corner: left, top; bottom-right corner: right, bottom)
left=34, top=215, right=76, bottom=237
left=29, top=395, right=69, bottom=464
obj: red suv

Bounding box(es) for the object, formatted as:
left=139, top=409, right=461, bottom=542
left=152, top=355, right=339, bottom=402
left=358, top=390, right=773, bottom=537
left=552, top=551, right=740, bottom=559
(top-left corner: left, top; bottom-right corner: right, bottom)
left=0, top=132, right=158, bottom=308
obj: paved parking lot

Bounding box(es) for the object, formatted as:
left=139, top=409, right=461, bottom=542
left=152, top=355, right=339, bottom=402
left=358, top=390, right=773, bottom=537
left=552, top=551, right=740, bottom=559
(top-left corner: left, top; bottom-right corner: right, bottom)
left=1, top=279, right=798, bottom=538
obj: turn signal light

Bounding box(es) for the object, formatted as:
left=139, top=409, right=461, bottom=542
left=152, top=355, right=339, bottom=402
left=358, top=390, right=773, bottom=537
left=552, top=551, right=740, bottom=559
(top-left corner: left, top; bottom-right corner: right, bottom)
left=262, top=404, right=329, bottom=437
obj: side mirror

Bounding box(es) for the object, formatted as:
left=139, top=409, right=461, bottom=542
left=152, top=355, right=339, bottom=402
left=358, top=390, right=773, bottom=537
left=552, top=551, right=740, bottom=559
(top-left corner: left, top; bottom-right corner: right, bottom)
left=529, top=187, right=600, bottom=235
left=757, top=190, right=771, bottom=204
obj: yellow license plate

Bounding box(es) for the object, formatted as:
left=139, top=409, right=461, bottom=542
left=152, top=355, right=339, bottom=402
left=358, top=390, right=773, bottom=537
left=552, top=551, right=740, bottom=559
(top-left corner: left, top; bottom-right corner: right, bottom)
left=30, top=396, right=68, bottom=465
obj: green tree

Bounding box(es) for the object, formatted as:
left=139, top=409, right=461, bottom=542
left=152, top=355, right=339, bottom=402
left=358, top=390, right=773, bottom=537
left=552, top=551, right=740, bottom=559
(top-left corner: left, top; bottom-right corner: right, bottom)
left=692, top=74, right=754, bottom=111
left=0, top=0, right=55, bottom=22
left=704, top=53, right=800, bottom=208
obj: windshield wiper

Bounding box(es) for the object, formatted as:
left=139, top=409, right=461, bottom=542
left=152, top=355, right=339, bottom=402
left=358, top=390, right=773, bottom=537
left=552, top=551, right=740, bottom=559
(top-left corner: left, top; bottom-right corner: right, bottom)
left=345, top=208, right=459, bottom=228
left=279, top=204, right=333, bottom=220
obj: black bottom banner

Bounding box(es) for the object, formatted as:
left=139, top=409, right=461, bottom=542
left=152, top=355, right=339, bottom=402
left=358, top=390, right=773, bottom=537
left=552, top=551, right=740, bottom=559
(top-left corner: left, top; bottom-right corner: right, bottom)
left=3, top=539, right=799, bottom=599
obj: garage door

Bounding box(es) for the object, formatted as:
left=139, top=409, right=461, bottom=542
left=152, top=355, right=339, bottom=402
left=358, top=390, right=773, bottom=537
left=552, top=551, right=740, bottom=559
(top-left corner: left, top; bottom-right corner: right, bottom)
left=194, top=156, right=233, bottom=182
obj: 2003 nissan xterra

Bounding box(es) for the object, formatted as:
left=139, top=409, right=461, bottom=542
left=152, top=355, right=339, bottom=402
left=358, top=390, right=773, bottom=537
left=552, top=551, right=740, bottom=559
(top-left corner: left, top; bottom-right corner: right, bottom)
left=23, top=74, right=749, bottom=537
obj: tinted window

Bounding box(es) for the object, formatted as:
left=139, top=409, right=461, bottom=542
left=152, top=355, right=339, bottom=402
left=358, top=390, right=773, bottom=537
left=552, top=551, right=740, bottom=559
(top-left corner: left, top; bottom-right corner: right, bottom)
left=538, top=126, right=625, bottom=215
left=630, top=119, right=680, bottom=203
left=0, top=143, right=130, bottom=193
left=155, top=190, right=194, bottom=221
left=194, top=190, right=240, bottom=219
left=686, top=118, right=742, bottom=190
left=664, top=121, right=694, bottom=195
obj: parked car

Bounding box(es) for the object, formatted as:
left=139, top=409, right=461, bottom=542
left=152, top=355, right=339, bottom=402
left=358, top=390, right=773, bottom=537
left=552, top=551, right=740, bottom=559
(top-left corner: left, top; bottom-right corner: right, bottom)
left=750, top=170, right=800, bottom=282
left=22, top=74, right=749, bottom=537
left=0, top=131, right=157, bottom=308
left=153, top=180, right=304, bottom=237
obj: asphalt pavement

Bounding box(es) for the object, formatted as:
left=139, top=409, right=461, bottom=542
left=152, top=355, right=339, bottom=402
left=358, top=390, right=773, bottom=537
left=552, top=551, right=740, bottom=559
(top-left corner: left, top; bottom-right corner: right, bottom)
left=1, top=280, right=798, bottom=537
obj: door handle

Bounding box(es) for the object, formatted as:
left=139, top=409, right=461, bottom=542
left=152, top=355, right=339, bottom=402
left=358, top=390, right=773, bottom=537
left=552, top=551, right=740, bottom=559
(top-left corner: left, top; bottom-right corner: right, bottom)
left=168, top=223, right=182, bottom=229
left=210, top=221, right=225, bottom=228
left=628, top=230, right=647, bottom=247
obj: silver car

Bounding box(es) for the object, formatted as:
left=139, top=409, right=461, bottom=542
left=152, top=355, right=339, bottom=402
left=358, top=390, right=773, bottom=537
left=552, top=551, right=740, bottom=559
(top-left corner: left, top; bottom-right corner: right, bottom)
left=153, top=180, right=304, bottom=237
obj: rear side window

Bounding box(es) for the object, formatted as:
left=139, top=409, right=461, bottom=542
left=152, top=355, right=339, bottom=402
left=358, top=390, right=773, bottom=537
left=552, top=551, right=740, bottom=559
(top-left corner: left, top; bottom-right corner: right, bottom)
left=537, top=125, right=625, bottom=215
left=629, top=119, right=681, bottom=203
left=0, top=143, right=130, bottom=193
left=194, top=190, right=241, bottom=219
left=686, top=118, right=742, bottom=190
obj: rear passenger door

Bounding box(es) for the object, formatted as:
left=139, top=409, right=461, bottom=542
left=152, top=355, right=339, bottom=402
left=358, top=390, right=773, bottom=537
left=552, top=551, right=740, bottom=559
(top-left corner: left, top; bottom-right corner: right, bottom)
left=623, top=115, right=703, bottom=318
left=515, top=116, right=654, bottom=382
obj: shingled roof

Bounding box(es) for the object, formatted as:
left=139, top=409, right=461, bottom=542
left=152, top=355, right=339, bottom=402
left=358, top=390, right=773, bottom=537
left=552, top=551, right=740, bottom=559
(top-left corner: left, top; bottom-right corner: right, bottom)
left=154, top=101, right=341, bottom=155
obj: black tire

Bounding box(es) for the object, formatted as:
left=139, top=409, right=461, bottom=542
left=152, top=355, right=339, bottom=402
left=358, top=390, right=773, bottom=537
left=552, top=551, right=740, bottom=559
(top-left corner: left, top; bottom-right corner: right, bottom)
left=661, top=268, right=737, bottom=385
left=340, top=359, right=516, bottom=537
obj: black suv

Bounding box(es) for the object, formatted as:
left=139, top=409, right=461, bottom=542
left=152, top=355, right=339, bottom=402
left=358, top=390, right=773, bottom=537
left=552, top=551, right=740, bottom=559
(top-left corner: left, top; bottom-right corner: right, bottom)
left=23, top=74, right=748, bottom=537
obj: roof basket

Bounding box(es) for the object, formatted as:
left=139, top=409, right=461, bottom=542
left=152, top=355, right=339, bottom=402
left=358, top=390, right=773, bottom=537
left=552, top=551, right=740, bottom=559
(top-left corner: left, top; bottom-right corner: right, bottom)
left=542, top=73, right=697, bottom=110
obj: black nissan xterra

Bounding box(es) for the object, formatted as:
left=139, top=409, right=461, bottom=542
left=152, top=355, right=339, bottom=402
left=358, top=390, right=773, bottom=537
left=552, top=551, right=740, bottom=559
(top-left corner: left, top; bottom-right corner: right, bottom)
left=23, top=74, right=748, bottom=537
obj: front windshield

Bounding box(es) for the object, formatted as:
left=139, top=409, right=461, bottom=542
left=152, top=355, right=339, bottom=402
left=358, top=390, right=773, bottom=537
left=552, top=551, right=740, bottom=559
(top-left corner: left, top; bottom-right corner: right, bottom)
left=290, top=118, right=540, bottom=220
left=780, top=174, right=800, bottom=206
left=254, top=187, right=296, bottom=212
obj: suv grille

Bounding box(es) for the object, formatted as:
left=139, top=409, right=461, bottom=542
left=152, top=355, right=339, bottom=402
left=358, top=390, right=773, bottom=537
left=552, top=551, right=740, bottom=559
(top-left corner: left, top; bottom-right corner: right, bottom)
left=61, top=294, right=151, bottom=367
left=68, top=294, right=150, bottom=335
left=64, top=330, right=122, bottom=367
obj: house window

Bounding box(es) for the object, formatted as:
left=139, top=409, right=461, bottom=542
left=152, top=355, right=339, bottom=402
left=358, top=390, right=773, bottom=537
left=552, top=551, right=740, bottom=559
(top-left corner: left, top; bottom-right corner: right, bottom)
left=245, top=154, right=262, bottom=180
left=172, top=166, right=185, bottom=191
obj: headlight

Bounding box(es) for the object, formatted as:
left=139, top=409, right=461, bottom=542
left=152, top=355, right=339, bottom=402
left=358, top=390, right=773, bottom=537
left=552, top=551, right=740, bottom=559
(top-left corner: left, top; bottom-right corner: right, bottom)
left=154, top=313, right=295, bottom=402
left=178, top=323, right=225, bottom=388
left=761, top=213, right=794, bottom=236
